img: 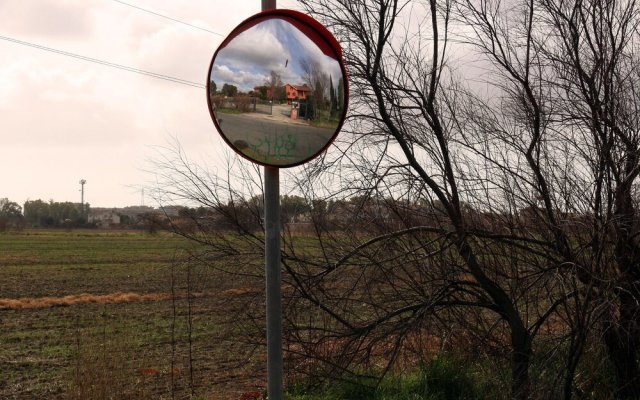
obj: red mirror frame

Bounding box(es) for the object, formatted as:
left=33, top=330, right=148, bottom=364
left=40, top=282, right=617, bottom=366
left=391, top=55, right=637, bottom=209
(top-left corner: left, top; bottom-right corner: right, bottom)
left=206, top=9, right=349, bottom=168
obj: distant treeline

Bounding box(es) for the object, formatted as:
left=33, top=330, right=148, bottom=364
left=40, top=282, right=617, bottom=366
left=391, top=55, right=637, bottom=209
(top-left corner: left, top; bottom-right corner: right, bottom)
left=23, top=199, right=90, bottom=228
left=0, top=198, right=91, bottom=230
left=1, top=194, right=566, bottom=233
left=0, top=198, right=23, bottom=231
left=164, top=194, right=559, bottom=235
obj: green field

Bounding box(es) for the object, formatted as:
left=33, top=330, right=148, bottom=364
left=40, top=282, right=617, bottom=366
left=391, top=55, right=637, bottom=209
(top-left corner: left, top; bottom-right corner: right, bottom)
left=0, top=229, right=267, bottom=400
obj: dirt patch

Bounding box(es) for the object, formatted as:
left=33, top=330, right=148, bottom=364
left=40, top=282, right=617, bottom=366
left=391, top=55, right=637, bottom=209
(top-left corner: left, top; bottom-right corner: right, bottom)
left=219, top=287, right=261, bottom=297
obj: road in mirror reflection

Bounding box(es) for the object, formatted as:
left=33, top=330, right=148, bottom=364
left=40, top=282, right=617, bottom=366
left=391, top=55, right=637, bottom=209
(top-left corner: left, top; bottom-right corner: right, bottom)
left=209, top=17, right=346, bottom=166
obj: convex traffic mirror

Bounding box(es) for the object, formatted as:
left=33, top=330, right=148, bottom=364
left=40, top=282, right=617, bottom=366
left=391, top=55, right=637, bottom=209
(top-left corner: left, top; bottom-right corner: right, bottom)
left=207, top=9, right=348, bottom=167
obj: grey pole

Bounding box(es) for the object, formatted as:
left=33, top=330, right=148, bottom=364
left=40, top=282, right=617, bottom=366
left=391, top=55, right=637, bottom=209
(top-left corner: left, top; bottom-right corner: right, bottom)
left=261, top=2, right=281, bottom=399
left=262, top=0, right=276, bottom=10
left=264, top=166, right=282, bottom=400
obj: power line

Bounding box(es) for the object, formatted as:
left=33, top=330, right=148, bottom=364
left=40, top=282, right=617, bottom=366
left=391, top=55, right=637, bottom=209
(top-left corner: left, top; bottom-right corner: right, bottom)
left=0, top=34, right=205, bottom=89
left=111, top=0, right=223, bottom=37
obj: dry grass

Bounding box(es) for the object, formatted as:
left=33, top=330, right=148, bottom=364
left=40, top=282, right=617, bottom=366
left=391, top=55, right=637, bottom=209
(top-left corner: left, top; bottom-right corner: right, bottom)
left=0, top=291, right=222, bottom=310
left=0, top=292, right=172, bottom=309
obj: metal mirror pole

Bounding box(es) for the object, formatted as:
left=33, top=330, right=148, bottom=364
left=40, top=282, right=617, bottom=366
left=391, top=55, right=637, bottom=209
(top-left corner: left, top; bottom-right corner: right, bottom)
left=264, top=165, right=282, bottom=400
left=262, top=2, right=281, bottom=400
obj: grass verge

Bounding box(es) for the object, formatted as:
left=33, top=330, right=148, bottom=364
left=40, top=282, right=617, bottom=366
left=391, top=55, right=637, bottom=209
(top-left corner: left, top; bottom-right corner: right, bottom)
left=286, top=353, right=495, bottom=400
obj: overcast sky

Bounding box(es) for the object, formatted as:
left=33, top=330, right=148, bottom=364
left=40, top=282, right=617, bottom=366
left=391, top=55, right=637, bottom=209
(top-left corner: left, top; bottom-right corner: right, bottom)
left=0, top=0, right=301, bottom=208
left=211, top=17, right=343, bottom=92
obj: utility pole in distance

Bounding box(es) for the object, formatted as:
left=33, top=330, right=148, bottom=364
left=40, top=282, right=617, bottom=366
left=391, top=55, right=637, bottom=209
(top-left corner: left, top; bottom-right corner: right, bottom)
left=79, top=179, right=87, bottom=221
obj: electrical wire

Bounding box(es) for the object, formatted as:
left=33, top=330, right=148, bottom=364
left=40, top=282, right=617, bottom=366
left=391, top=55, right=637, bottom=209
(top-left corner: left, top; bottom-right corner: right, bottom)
left=111, top=0, right=223, bottom=36
left=0, top=34, right=205, bottom=89
left=1, top=1, right=304, bottom=89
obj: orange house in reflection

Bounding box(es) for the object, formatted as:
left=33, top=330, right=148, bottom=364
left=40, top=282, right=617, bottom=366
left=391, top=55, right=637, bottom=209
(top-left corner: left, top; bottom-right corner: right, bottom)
left=284, top=84, right=311, bottom=104
left=257, top=83, right=312, bottom=104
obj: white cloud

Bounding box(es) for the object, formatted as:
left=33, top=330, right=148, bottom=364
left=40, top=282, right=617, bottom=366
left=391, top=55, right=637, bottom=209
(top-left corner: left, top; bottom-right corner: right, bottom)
left=0, top=0, right=92, bottom=38
left=219, top=22, right=290, bottom=70
left=209, top=17, right=350, bottom=91
left=211, top=64, right=268, bottom=90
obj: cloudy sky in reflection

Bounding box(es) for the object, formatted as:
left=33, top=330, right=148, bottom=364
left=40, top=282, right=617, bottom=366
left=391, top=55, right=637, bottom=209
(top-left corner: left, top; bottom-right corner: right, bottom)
left=211, top=18, right=342, bottom=92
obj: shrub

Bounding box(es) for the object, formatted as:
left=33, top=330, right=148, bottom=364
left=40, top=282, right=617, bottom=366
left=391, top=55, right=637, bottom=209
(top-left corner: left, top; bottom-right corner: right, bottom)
left=286, top=353, right=492, bottom=400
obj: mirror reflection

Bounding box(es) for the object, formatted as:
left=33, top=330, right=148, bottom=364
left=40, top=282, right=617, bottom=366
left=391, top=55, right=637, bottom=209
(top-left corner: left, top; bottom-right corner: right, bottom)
left=208, top=17, right=346, bottom=167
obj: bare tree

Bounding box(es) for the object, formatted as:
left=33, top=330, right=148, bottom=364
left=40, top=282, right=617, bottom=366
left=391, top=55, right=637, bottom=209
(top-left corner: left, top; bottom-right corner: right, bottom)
left=300, top=57, right=329, bottom=111
left=266, top=70, right=285, bottom=102
left=458, top=0, right=640, bottom=396
left=290, top=1, right=567, bottom=398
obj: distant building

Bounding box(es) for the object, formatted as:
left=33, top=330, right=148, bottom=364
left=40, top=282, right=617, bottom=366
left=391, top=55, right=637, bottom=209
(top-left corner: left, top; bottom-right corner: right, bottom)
left=88, top=208, right=121, bottom=228
left=118, top=206, right=155, bottom=220
left=160, top=205, right=183, bottom=217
